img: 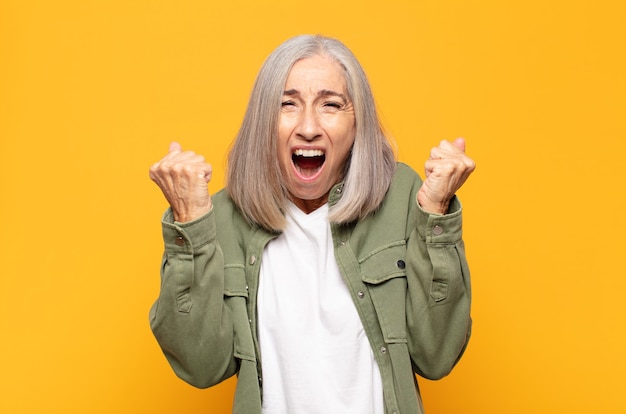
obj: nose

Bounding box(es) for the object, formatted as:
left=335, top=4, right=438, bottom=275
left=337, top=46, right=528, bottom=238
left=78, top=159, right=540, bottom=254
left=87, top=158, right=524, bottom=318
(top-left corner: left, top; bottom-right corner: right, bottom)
left=295, top=107, right=322, bottom=141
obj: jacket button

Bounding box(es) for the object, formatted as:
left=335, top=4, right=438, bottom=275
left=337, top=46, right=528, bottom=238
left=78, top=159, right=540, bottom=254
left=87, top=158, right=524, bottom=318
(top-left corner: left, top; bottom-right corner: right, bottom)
left=380, top=346, right=387, bottom=355
left=249, top=255, right=257, bottom=265
left=357, top=291, right=365, bottom=299
left=396, top=259, right=405, bottom=269
left=432, top=225, right=443, bottom=236
left=174, top=236, right=185, bottom=246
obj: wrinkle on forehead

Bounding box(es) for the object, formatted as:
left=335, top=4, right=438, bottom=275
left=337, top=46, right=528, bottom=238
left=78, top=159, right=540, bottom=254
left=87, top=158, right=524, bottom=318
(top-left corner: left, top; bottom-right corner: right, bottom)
left=283, top=88, right=348, bottom=104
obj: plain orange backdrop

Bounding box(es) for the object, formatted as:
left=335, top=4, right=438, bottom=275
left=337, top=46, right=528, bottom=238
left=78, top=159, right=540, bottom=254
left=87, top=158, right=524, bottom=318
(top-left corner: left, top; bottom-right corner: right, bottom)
left=1, top=0, right=625, bottom=412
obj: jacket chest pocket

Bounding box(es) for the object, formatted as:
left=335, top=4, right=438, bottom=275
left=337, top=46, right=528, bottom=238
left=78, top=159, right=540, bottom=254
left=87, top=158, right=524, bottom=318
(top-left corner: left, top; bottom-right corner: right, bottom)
left=359, top=242, right=408, bottom=343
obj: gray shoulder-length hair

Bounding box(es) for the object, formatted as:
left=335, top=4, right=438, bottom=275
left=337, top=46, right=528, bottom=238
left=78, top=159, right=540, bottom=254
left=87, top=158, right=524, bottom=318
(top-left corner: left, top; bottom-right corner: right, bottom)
left=226, top=34, right=396, bottom=232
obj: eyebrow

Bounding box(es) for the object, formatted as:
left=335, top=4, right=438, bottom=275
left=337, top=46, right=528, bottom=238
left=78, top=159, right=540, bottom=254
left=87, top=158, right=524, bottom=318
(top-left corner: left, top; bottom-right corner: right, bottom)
left=283, top=88, right=348, bottom=103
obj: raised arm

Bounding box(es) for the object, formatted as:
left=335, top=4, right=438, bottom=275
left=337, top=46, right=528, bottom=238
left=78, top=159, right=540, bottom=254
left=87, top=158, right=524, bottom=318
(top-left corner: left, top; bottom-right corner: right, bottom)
left=148, top=143, right=237, bottom=388
left=406, top=138, right=475, bottom=379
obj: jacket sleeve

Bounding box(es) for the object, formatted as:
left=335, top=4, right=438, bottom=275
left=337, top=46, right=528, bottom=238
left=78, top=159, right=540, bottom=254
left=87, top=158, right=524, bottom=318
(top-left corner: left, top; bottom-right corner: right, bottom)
left=149, top=208, right=238, bottom=388
left=405, top=195, right=472, bottom=380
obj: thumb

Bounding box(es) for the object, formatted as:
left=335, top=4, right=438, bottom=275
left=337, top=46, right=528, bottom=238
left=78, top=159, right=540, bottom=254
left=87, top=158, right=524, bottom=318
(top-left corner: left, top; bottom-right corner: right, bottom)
left=453, top=137, right=466, bottom=152
left=169, top=141, right=182, bottom=154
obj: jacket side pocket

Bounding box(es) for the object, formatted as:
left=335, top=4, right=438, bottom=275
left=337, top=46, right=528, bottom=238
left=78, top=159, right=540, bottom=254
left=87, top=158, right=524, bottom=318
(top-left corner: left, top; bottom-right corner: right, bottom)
left=224, top=265, right=255, bottom=362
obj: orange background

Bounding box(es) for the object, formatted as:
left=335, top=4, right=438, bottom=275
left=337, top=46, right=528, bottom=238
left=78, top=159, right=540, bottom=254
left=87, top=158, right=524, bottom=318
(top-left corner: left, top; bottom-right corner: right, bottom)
left=1, top=0, right=625, bottom=412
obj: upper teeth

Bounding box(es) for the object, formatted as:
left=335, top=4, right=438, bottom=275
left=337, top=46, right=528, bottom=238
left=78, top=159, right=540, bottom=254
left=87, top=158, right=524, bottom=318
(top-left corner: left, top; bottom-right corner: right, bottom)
left=294, top=149, right=324, bottom=157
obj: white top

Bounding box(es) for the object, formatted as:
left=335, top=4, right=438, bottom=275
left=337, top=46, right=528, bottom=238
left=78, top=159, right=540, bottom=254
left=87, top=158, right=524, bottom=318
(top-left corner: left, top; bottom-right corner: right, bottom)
left=258, top=202, right=384, bottom=414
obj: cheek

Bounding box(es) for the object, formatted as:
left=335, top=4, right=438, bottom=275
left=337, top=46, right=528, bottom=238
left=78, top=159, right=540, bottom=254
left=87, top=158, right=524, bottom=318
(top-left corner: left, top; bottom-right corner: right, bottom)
left=276, top=121, right=290, bottom=152
left=277, top=124, right=296, bottom=154
left=276, top=138, right=292, bottom=173
left=277, top=148, right=291, bottom=172
left=336, top=125, right=356, bottom=153
left=277, top=121, right=288, bottom=143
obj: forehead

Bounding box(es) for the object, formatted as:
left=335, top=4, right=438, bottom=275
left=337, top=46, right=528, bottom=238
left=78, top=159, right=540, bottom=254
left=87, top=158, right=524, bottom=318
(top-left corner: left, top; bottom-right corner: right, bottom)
left=285, top=54, right=347, bottom=92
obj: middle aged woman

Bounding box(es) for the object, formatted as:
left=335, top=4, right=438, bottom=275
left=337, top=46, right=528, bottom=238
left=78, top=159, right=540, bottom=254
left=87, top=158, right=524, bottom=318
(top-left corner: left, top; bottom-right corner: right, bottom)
left=149, top=34, right=476, bottom=414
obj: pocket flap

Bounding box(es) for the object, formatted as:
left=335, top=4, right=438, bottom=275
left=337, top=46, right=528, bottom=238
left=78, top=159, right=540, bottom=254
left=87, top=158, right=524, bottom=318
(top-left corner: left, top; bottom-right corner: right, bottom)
left=360, top=242, right=407, bottom=284
left=224, top=265, right=248, bottom=297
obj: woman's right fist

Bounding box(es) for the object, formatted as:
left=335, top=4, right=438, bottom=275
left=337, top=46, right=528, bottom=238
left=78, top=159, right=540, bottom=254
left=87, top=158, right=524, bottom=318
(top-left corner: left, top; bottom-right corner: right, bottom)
left=149, top=142, right=213, bottom=223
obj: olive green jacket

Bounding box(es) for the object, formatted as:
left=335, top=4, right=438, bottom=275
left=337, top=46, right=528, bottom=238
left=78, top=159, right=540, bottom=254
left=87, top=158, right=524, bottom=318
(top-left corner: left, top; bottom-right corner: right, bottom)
left=149, top=162, right=472, bottom=414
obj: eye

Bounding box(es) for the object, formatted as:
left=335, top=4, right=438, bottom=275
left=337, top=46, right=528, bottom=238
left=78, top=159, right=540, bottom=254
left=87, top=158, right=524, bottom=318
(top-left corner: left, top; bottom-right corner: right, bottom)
left=320, top=101, right=343, bottom=114
left=281, top=100, right=299, bottom=112
left=323, top=101, right=342, bottom=109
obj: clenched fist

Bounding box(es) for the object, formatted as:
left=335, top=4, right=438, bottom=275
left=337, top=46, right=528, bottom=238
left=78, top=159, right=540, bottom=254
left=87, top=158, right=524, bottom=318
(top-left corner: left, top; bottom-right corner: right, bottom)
left=149, top=142, right=213, bottom=223
left=417, top=138, right=476, bottom=214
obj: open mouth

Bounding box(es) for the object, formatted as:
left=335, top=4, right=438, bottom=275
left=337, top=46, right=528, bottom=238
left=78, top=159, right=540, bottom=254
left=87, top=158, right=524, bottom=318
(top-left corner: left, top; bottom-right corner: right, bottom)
left=292, top=149, right=326, bottom=178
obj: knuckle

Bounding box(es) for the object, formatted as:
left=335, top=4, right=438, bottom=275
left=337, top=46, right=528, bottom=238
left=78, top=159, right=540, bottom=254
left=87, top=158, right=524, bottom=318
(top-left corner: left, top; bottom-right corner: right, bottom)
left=463, top=158, right=476, bottom=171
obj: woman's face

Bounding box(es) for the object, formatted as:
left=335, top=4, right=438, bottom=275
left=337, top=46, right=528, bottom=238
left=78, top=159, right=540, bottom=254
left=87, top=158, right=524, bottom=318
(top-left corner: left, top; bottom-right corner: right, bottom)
left=277, top=54, right=356, bottom=214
